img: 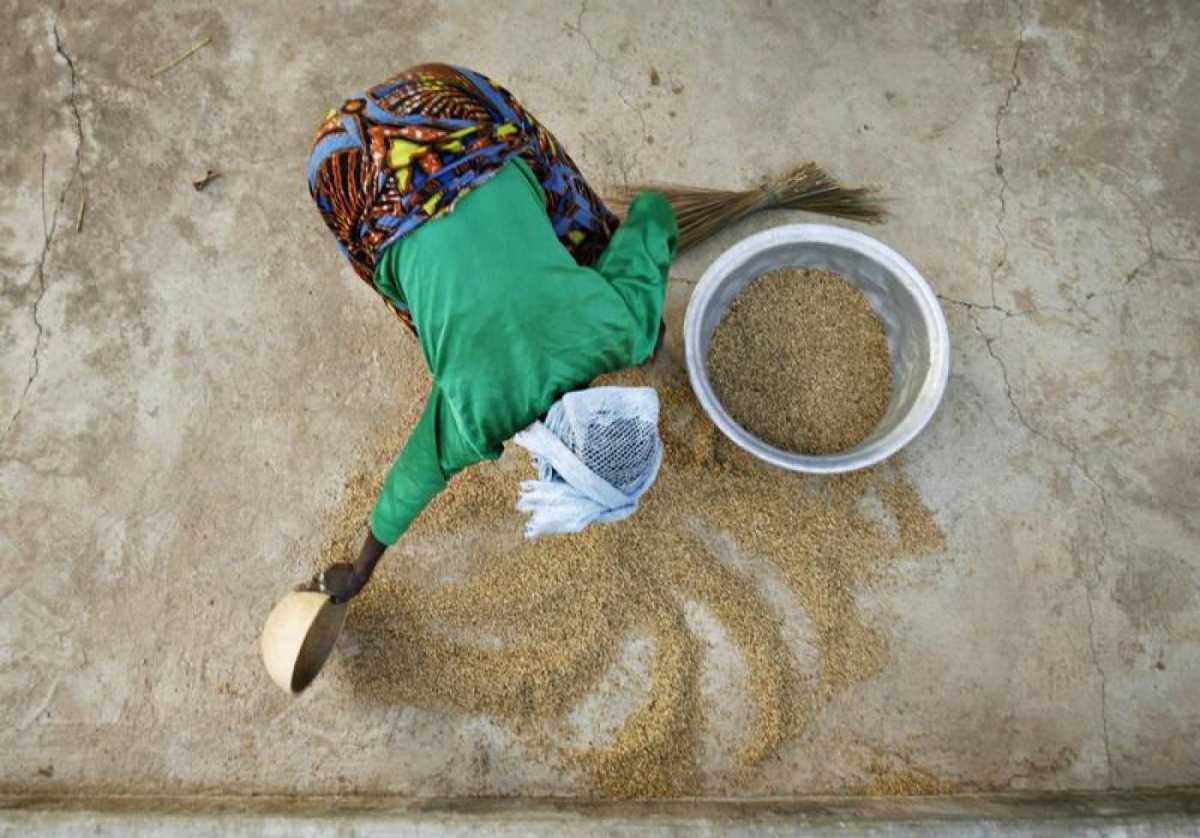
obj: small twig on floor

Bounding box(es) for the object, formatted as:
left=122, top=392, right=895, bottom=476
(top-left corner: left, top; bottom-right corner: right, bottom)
left=193, top=170, right=222, bottom=191
left=149, top=36, right=211, bottom=78
left=76, top=191, right=86, bottom=232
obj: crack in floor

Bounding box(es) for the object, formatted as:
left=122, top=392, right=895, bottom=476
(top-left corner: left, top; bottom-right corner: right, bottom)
left=961, top=302, right=1116, bottom=784
left=3, top=167, right=53, bottom=446
left=990, top=0, right=1026, bottom=309
left=565, top=0, right=651, bottom=185
left=937, top=293, right=1106, bottom=327
left=2, top=5, right=85, bottom=448
left=958, top=13, right=1123, bottom=762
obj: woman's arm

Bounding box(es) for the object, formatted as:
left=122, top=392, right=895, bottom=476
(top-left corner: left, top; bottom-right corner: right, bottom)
left=298, top=389, right=454, bottom=603
left=593, top=191, right=679, bottom=364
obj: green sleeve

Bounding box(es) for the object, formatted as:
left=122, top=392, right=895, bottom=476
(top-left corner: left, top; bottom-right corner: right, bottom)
left=368, top=388, right=451, bottom=545
left=593, top=191, right=679, bottom=364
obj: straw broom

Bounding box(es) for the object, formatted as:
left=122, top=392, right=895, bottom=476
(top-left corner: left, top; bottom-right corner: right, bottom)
left=607, top=163, right=884, bottom=252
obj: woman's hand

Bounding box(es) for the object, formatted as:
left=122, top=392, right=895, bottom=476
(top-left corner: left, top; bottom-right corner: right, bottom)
left=294, top=529, right=388, bottom=605
left=295, top=562, right=368, bottom=604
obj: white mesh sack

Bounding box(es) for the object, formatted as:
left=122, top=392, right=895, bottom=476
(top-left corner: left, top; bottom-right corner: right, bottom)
left=512, top=386, right=663, bottom=538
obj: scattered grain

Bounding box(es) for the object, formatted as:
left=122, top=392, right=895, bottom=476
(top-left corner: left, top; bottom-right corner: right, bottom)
left=308, top=359, right=941, bottom=798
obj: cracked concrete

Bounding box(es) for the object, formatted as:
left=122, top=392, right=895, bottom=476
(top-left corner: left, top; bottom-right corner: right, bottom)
left=563, top=0, right=652, bottom=185
left=1085, top=585, right=1114, bottom=784
left=2, top=5, right=85, bottom=447
left=1, top=0, right=1199, bottom=817
left=989, top=0, right=1026, bottom=309
left=957, top=287, right=1119, bottom=785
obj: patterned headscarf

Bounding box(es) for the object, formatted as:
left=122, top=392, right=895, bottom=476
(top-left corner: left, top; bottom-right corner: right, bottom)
left=308, top=64, right=618, bottom=332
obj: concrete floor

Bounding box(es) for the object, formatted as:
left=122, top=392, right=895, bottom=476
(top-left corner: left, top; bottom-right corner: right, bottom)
left=2, top=0, right=1198, bottom=813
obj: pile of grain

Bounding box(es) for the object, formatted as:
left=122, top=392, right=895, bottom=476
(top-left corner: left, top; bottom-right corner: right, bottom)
left=310, top=363, right=942, bottom=798
left=708, top=267, right=892, bottom=455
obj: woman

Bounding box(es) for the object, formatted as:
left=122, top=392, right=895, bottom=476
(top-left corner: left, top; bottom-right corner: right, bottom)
left=301, top=64, right=678, bottom=603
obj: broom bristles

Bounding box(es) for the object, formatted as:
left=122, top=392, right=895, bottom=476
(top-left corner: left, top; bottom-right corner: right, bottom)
left=607, top=162, right=885, bottom=252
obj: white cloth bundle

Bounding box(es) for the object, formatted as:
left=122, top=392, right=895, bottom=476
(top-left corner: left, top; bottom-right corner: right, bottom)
left=512, top=386, right=663, bottom=538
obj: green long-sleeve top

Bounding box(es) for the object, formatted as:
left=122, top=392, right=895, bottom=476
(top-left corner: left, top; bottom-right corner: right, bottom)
left=367, top=158, right=678, bottom=544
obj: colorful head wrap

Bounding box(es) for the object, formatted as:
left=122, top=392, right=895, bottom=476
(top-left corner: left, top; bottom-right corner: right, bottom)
left=308, top=64, right=619, bottom=331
